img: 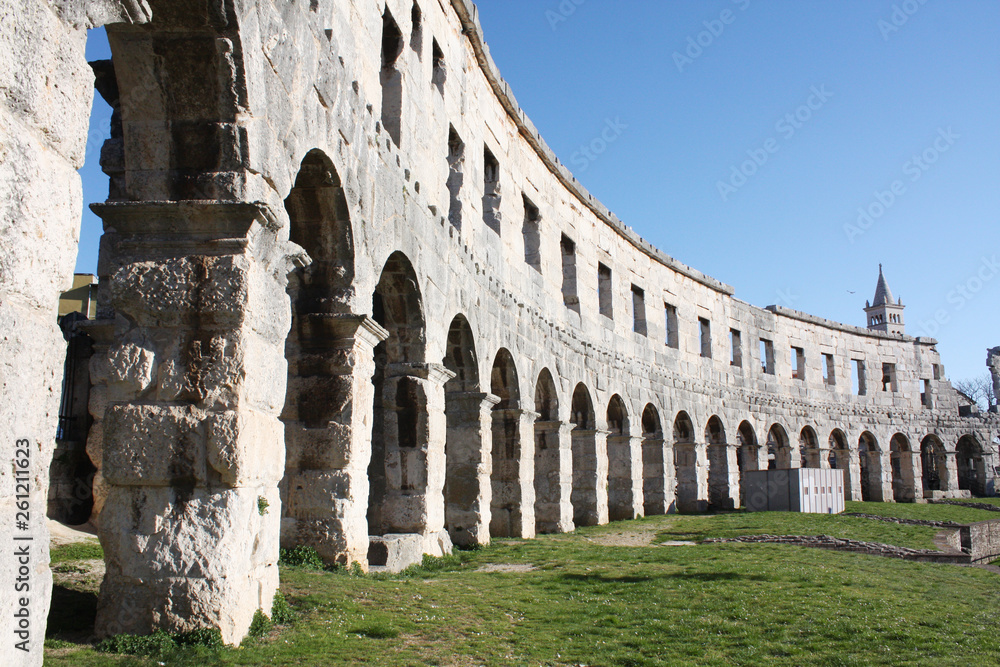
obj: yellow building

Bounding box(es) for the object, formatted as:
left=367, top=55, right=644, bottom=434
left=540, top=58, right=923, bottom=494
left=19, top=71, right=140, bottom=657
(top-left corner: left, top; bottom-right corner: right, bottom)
left=58, top=274, right=98, bottom=320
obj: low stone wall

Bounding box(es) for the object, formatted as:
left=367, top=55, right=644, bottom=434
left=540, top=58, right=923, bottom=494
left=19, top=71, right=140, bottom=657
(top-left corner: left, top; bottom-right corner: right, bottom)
left=842, top=513, right=963, bottom=528
left=704, top=535, right=971, bottom=564
left=967, top=521, right=1000, bottom=563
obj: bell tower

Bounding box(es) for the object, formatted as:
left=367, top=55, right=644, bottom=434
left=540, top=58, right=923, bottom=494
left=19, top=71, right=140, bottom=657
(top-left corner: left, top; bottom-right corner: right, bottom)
left=865, top=264, right=905, bottom=335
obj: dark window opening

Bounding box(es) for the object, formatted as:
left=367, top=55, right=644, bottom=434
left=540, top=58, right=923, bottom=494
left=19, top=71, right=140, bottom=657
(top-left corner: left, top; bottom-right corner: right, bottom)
left=730, top=329, right=742, bottom=367
left=760, top=339, right=775, bottom=375
left=792, top=347, right=805, bottom=381
left=446, top=126, right=464, bottom=231
left=432, top=38, right=446, bottom=93
left=380, top=9, right=404, bottom=147
left=482, top=146, right=501, bottom=235
left=410, top=3, right=423, bottom=56
left=824, top=353, right=836, bottom=386
left=522, top=195, right=541, bottom=273
left=632, top=285, right=647, bottom=336
left=665, top=303, right=679, bottom=349
left=854, top=359, right=867, bottom=396
left=598, top=263, right=613, bottom=319
left=561, top=235, right=579, bottom=312
left=882, top=363, right=897, bottom=392
left=699, top=318, right=712, bottom=358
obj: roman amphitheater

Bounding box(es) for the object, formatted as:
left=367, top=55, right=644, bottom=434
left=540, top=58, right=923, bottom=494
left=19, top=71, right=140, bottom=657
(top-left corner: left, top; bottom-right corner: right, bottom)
left=2, top=0, right=998, bottom=660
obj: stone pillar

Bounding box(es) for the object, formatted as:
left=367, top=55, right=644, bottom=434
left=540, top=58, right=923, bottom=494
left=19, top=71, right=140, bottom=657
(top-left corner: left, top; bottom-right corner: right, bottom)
left=848, top=450, right=863, bottom=502
left=878, top=451, right=893, bottom=502
left=444, top=392, right=498, bottom=547
left=943, top=451, right=961, bottom=495
left=377, top=363, right=455, bottom=544
left=533, top=421, right=575, bottom=533
left=642, top=434, right=668, bottom=516
left=725, top=443, right=741, bottom=509
left=281, top=315, right=388, bottom=568
left=608, top=433, right=643, bottom=521
left=673, top=443, right=701, bottom=513
left=571, top=429, right=609, bottom=526
left=91, top=202, right=301, bottom=644
left=909, top=454, right=924, bottom=502
left=490, top=408, right=537, bottom=539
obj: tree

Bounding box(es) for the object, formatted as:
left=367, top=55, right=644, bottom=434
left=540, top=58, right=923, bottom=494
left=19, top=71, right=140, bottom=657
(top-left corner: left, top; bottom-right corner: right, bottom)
left=954, top=374, right=997, bottom=413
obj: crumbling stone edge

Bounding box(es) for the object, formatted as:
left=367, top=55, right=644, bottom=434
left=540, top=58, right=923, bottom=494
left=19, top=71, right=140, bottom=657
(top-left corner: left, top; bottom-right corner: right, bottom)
left=704, top=535, right=971, bottom=564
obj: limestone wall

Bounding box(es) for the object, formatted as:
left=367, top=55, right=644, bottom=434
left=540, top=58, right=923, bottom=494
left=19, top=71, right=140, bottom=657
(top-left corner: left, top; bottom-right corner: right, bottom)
left=1, top=0, right=997, bottom=654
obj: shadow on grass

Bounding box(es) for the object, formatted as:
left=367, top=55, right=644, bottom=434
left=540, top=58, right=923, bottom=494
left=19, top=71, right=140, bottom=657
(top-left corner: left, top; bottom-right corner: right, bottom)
left=555, top=570, right=767, bottom=585
left=47, top=585, right=97, bottom=640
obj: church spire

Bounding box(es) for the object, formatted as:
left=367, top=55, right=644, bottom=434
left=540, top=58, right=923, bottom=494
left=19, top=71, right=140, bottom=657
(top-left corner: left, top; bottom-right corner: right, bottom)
left=865, top=265, right=905, bottom=335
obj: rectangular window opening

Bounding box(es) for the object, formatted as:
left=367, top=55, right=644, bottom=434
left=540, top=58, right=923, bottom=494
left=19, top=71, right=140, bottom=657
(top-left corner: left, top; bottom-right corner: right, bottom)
left=598, top=263, right=614, bottom=319
left=760, top=339, right=775, bottom=375
left=730, top=329, right=742, bottom=367
left=431, top=38, right=446, bottom=93
left=699, top=318, right=712, bottom=359
left=482, top=146, right=501, bottom=235
left=665, top=303, right=679, bottom=349
left=561, top=235, right=579, bottom=312
left=882, top=363, right=898, bottom=392
left=446, top=126, right=464, bottom=231
left=792, top=347, right=805, bottom=381
left=632, top=286, right=647, bottom=336
left=922, top=379, right=933, bottom=408
left=853, top=359, right=867, bottom=396
left=824, top=354, right=836, bottom=386
left=410, top=3, right=423, bottom=56
left=522, top=195, right=541, bottom=273
left=380, top=9, right=404, bottom=147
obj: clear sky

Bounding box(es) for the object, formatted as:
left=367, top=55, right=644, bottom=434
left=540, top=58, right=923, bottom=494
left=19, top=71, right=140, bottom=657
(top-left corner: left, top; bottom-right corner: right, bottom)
left=75, top=1, right=999, bottom=381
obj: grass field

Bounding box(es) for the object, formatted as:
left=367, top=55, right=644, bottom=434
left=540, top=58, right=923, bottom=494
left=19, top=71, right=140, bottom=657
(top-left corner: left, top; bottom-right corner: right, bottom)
left=44, top=502, right=1000, bottom=666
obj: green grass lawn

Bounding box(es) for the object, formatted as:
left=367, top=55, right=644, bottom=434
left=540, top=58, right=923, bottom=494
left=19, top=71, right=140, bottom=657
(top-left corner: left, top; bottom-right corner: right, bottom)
left=44, top=504, right=1000, bottom=667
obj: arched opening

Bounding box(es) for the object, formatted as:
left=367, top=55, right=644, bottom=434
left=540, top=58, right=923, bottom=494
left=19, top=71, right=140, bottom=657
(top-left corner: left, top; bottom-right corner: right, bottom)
left=828, top=430, right=853, bottom=500
left=858, top=432, right=883, bottom=502
left=673, top=411, right=699, bottom=512
left=369, top=252, right=427, bottom=543
left=920, top=435, right=948, bottom=494
left=706, top=416, right=733, bottom=511
left=490, top=349, right=527, bottom=537
left=607, top=395, right=637, bottom=521
left=766, top=424, right=791, bottom=470
left=570, top=384, right=602, bottom=525
left=280, top=150, right=361, bottom=566
left=799, top=427, right=821, bottom=468
left=957, top=435, right=986, bottom=497
left=890, top=433, right=916, bottom=502
left=442, top=315, right=488, bottom=547
left=641, top=405, right=667, bottom=516
left=533, top=369, right=567, bottom=533
left=736, top=421, right=759, bottom=508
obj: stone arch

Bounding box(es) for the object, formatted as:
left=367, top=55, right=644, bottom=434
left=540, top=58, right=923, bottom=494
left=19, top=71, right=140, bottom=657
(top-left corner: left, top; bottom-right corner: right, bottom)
left=767, top=424, right=791, bottom=470
left=858, top=431, right=883, bottom=502
left=890, top=433, right=916, bottom=502
left=641, top=404, right=667, bottom=516
left=369, top=252, right=428, bottom=539
left=828, top=429, right=853, bottom=500
left=607, top=395, right=638, bottom=521
left=571, top=384, right=605, bottom=525
left=490, top=348, right=530, bottom=538
left=673, top=411, right=700, bottom=512
left=533, top=369, right=569, bottom=534
left=705, top=416, right=734, bottom=510
left=920, top=435, right=948, bottom=494
left=799, top=426, right=821, bottom=468
left=736, top=421, right=760, bottom=508
left=957, top=435, right=986, bottom=497
left=280, top=150, right=367, bottom=567
left=442, top=314, right=490, bottom=547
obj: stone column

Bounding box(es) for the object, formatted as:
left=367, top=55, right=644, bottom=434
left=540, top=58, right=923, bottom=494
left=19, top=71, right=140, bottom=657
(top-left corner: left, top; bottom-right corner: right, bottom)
left=642, top=434, right=668, bottom=516
left=444, top=392, right=498, bottom=547
left=282, top=315, right=388, bottom=568
left=378, top=363, right=455, bottom=546
left=725, top=443, right=741, bottom=509
left=848, top=449, right=863, bottom=502
left=943, top=451, right=961, bottom=495
left=878, top=451, right=893, bottom=502
left=608, top=432, right=643, bottom=521
left=490, top=408, right=538, bottom=539
left=91, top=202, right=302, bottom=644
left=571, top=429, right=610, bottom=526
left=533, top=421, right=575, bottom=533
left=674, top=442, right=701, bottom=513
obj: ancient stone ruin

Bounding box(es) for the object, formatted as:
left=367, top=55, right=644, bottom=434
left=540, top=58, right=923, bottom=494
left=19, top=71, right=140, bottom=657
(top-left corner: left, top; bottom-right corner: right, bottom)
left=2, top=1, right=998, bottom=663
left=989, top=347, right=1000, bottom=412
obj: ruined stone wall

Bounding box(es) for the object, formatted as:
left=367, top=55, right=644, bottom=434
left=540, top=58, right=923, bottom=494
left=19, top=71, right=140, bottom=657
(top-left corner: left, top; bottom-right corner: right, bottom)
left=1, top=0, right=997, bottom=654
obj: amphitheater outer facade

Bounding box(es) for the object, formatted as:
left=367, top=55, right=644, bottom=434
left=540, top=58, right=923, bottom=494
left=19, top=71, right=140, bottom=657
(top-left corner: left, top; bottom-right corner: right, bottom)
left=2, top=0, right=998, bottom=660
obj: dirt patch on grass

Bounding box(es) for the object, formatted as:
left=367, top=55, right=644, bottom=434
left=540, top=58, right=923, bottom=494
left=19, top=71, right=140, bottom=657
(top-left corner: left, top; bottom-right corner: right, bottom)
left=52, top=559, right=105, bottom=594
left=475, top=563, right=537, bottom=573
left=588, top=528, right=659, bottom=547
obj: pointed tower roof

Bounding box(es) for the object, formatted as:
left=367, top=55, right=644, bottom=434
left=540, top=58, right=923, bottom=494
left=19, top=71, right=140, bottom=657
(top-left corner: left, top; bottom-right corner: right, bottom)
left=872, top=264, right=895, bottom=307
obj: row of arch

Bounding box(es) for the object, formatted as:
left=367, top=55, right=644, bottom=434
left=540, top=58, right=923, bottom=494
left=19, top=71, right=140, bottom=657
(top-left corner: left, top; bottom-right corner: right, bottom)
left=279, top=150, right=990, bottom=563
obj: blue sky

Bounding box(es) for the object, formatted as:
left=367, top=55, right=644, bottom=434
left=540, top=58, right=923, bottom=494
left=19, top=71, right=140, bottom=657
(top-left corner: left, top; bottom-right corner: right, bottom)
left=76, top=1, right=999, bottom=381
